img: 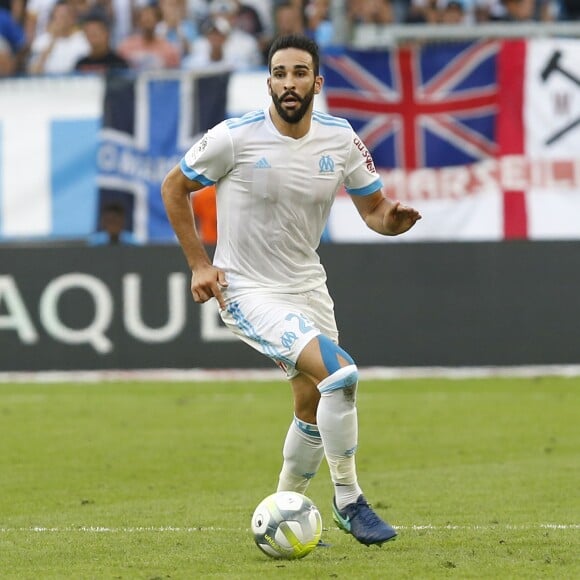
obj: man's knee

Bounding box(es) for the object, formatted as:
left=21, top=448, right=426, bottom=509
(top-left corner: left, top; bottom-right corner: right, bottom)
left=316, top=364, right=359, bottom=395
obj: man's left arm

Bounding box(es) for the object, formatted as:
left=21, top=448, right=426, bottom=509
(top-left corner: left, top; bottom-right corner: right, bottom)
left=351, top=190, right=422, bottom=236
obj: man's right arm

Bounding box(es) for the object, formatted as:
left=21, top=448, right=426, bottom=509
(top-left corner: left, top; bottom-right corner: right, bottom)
left=161, top=165, right=228, bottom=308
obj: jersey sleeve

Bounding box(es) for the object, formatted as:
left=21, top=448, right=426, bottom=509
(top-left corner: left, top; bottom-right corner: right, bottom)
left=343, top=129, right=383, bottom=196
left=180, top=121, right=233, bottom=186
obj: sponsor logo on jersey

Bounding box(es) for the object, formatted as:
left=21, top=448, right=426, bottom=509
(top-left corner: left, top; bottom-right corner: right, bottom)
left=353, top=137, right=376, bottom=173
left=193, top=135, right=209, bottom=160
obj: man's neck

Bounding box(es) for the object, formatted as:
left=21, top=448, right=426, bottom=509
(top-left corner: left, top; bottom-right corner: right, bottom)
left=268, top=104, right=312, bottom=140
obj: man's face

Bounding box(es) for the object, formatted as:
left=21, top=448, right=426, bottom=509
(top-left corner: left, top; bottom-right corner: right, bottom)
left=101, top=210, right=124, bottom=236
left=268, top=48, right=321, bottom=124
left=138, top=6, right=159, bottom=34
left=83, top=21, right=109, bottom=51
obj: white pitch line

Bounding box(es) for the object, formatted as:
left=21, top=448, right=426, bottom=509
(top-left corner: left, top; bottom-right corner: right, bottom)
left=0, top=524, right=578, bottom=533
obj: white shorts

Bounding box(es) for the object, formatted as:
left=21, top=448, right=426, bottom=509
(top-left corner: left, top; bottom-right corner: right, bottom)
left=219, top=286, right=339, bottom=379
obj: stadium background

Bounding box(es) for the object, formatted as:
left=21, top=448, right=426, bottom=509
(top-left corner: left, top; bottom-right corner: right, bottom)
left=1, top=17, right=580, bottom=374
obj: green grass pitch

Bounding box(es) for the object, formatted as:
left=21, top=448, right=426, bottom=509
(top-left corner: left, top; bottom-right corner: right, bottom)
left=0, top=376, right=578, bottom=578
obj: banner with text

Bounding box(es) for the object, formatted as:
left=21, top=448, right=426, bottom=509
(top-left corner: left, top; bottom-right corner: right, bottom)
left=1, top=244, right=579, bottom=371
left=323, top=38, right=580, bottom=242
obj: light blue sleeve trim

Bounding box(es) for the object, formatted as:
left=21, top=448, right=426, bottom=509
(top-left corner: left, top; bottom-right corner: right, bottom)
left=346, top=177, right=383, bottom=197
left=179, top=158, right=215, bottom=186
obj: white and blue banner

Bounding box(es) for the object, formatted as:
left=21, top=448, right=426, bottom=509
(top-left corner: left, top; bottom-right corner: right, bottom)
left=0, top=76, right=103, bottom=241
left=0, top=71, right=229, bottom=243
left=98, top=70, right=229, bottom=242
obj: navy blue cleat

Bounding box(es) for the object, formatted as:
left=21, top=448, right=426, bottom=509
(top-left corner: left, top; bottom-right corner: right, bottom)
left=332, top=495, right=397, bottom=546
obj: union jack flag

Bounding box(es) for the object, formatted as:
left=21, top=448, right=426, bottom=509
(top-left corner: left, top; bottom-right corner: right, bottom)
left=323, top=41, right=500, bottom=170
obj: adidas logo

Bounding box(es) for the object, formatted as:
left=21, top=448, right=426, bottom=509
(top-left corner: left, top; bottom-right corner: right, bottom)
left=254, top=157, right=271, bottom=169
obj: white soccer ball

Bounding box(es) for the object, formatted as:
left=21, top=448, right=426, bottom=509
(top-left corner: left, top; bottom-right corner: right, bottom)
left=251, top=491, right=323, bottom=559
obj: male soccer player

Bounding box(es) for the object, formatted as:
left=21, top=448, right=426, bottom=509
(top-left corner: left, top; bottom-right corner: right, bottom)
left=161, top=34, right=421, bottom=546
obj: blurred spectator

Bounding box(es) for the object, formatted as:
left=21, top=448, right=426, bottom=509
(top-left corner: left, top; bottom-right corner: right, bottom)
left=261, top=1, right=305, bottom=63
left=0, top=7, right=26, bottom=74
left=182, top=15, right=229, bottom=68
left=272, top=0, right=305, bottom=35
left=118, top=3, right=181, bottom=70
left=348, top=0, right=396, bottom=24
left=438, top=0, right=469, bottom=22
left=88, top=201, right=138, bottom=245
left=75, top=8, right=129, bottom=72
left=241, top=0, right=272, bottom=33
left=183, top=0, right=261, bottom=70
left=69, top=0, right=91, bottom=20
left=305, top=0, right=334, bottom=47
left=232, top=0, right=270, bottom=59
left=25, top=0, right=58, bottom=45
left=1, top=0, right=25, bottom=24
left=88, top=0, right=134, bottom=48
left=208, top=0, right=262, bottom=62
left=25, top=0, right=85, bottom=47
left=473, top=0, right=493, bottom=20
left=501, top=0, right=535, bottom=19
left=232, top=0, right=265, bottom=37
left=28, top=0, right=90, bottom=74
left=476, top=0, right=557, bottom=21
left=406, top=0, right=440, bottom=22
left=183, top=14, right=255, bottom=69
left=156, top=0, right=198, bottom=58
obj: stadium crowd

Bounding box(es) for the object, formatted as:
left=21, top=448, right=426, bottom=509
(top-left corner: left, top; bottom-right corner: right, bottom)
left=0, top=0, right=577, bottom=76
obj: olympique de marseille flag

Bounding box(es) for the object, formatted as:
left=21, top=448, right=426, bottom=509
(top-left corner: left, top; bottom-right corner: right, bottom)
left=323, top=39, right=580, bottom=242
left=98, top=70, right=229, bottom=242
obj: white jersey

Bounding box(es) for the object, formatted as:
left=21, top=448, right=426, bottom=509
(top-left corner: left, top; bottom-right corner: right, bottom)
left=180, top=107, right=382, bottom=296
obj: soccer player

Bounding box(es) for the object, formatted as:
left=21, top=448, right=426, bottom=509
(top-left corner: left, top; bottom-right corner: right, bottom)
left=161, top=33, right=421, bottom=546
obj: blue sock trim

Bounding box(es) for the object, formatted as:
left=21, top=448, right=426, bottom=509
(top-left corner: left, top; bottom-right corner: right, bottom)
left=317, top=335, right=354, bottom=374
left=294, top=416, right=321, bottom=439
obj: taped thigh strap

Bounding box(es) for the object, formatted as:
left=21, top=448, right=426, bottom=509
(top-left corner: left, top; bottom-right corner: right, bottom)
left=316, top=334, right=354, bottom=375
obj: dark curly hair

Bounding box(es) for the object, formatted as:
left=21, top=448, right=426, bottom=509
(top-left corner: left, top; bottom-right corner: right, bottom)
left=268, top=34, right=320, bottom=77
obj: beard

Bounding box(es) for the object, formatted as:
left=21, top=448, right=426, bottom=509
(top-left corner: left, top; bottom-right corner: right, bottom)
left=271, top=84, right=315, bottom=124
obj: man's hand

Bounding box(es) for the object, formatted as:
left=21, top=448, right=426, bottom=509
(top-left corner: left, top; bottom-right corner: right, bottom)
left=191, top=264, right=229, bottom=310
left=382, top=201, right=422, bottom=235
left=352, top=191, right=422, bottom=237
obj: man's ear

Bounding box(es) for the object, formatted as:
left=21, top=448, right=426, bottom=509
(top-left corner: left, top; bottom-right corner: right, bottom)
left=314, top=75, right=323, bottom=95
left=267, top=77, right=272, bottom=95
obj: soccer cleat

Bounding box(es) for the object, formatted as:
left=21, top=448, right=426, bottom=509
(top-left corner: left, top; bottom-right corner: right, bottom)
left=332, top=495, right=397, bottom=546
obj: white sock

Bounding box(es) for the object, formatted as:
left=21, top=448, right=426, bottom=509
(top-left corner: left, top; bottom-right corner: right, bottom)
left=277, top=416, right=324, bottom=494
left=316, top=365, right=363, bottom=510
